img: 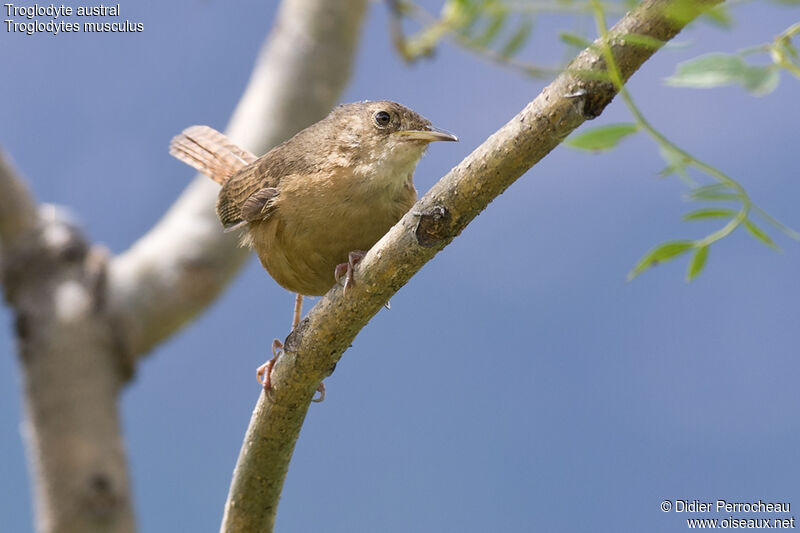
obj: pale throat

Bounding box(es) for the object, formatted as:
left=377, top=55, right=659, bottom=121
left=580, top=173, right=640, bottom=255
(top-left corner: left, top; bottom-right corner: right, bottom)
left=353, top=140, right=427, bottom=195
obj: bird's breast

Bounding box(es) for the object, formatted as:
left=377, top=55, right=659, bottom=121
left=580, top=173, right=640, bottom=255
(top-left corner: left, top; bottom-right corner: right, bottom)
left=248, top=165, right=418, bottom=295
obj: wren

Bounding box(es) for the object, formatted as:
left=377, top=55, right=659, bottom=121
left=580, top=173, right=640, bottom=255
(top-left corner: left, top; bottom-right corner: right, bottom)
left=170, top=100, right=457, bottom=396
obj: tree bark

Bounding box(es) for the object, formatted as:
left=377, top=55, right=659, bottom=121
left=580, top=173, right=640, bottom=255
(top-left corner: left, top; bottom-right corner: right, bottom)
left=219, top=0, right=721, bottom=532
left=0, top=0, right=369, bottom=531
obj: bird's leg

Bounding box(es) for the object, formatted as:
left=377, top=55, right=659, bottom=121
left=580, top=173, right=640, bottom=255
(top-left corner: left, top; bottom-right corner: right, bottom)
left=292, top=293, right=303, bottom=329
left=334, top=250, right=367, bottom=295
left=256, top=292, right=303, bottom=391
left=257, top=293, right=301, bottom=393
left=258, top=293, right=325, bottom=402
left=292, top=292, right=326, bottom=401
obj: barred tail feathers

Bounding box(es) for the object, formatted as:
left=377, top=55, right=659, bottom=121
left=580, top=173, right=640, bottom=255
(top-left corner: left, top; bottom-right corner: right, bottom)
left=169, top=125, right=257, bottom=184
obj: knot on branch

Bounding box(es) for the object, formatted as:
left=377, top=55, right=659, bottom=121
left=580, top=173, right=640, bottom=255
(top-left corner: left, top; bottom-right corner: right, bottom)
left=81, top=472, right=125, bottom=521
left=581, top=80, right=618, bottom=119
left=1, top=204, right=89, bottom=302
left=283, top=317, right=309, bottom=354
left=564, top=78, right=617, bottom=120
left=414, top=204, right=451, bottom=247
left=38, top=204, right=89, bottom=264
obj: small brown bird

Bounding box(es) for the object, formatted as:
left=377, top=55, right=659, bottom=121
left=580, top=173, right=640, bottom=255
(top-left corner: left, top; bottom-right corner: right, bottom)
left=169, top=100, right=457, bottom=395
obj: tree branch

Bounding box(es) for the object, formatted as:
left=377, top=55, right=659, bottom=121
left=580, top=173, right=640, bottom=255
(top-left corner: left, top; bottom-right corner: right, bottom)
left=1, top=154, right=136, bottom=533
left=107, top=0, right=370, bottom=360
left=0, top=151, right=38, bottom=251
left=220, top=0, right=721, bottom=531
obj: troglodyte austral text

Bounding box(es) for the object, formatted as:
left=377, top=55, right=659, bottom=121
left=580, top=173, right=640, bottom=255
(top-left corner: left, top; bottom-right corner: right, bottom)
left=169, top=100, right=457, bottom=397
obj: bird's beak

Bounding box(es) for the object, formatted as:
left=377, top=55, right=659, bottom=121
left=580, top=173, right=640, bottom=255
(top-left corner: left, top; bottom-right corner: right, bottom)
left=394, top=126, right=458, bottom=143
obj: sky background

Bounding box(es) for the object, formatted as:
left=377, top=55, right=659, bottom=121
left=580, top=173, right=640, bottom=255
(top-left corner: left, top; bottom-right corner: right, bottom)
left=1, top=1, right=799, bottom=532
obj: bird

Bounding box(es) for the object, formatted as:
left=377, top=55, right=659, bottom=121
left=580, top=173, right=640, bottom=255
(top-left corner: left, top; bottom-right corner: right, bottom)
left=169, top=100, right=457, bottom=398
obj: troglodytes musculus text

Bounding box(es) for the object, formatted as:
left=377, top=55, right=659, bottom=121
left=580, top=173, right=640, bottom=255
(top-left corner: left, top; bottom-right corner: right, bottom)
left=169, top=100, right=457, bottom=396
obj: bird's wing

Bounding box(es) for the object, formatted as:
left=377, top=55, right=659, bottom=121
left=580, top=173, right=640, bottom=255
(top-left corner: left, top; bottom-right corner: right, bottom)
left=216, top=136, right=317, bottom=231
left=241, top=187, right=279, bottom=222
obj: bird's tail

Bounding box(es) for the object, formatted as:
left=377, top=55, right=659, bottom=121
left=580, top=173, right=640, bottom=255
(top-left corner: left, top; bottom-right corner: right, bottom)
left=169, top=125, right=257, bottom=184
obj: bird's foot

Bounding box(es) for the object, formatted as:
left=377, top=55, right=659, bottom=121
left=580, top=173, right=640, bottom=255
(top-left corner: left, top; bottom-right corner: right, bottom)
left=334, top=250, right=366, bottom=295
left=257, top=338, right=327, bottom=403
left=257, top=338, right=284, bottom=395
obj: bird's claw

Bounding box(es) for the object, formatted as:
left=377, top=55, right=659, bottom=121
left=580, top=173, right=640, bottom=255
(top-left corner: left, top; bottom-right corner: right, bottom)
left=334, top=263, right=348, bottom=288
left=257, top=338, right=284, bottom=397
left=257, top=338, right=327, bottom=404
left=334, top=250, right=366, bottom=295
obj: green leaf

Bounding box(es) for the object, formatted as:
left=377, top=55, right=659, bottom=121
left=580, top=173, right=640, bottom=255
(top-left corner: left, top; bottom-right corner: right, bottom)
left=686, top=245, right=709, bottom=281
left=499, top=18, right=533, bottom=59
left=686, top=184, right=741, bottom=202
left=686, top=183, right=733, bottom=199
left=619, top=33, right=665, bottom=50
left=739, top=65, right=780, bottom=95
left=447, top=0, right=481, bottom=33
left=744, top=220, right=780, bottom=250
left=565, top=123, right=639, bottom=152
left=667, top=54, right=745, bottom=88
left=658, top=145, right=690, bottom=180
left=628, top=240, right=695, bottom=280
left=560, top=31, right=592, bottom=49
left=663, top=0, right=708, bottom=25
left=682, top=208, right=737, bottom=221
left=700, top=5, right=733, bottom=29
left=474, top=6, right=508, bottom=46
left=739, top=44, right=771, bottom=57
left=666, top=53, right=780, bottom=96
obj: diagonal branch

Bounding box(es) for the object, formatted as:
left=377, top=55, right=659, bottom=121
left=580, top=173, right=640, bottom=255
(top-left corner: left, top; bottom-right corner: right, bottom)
left=107, top=0, right=370, bottom=361
left=220, top=0, right=721, bottom=531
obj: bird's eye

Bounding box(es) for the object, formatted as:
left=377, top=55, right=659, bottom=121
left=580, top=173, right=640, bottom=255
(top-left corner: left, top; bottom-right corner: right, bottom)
left=374, top=111, right=391, bottom=127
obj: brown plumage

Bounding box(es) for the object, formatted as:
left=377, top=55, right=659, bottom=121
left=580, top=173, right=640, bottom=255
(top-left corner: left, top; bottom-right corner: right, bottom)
left=169, top=125, right=257, bottom=184
left=170, top=100, right=457, bottom=297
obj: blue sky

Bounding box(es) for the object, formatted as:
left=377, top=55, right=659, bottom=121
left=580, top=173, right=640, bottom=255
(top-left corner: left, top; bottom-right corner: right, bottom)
left=1, top=1, right=799, bottom=532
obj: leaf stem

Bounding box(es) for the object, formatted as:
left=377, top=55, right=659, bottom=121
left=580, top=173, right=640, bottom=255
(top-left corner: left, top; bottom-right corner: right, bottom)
left=590, top=0, right=753, bottom=253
